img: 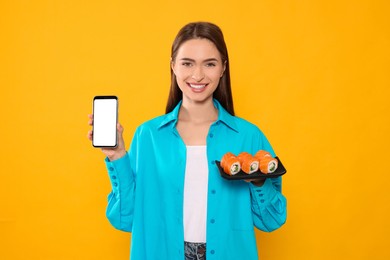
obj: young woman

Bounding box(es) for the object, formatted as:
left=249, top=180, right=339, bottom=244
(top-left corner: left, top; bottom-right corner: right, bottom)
left=88, top=22, right=286, bottom=260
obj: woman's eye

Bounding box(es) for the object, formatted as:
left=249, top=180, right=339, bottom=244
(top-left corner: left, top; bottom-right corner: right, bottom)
left=206, top=63, right=216, bottom=67
left=182, top=62, right=192, bottom=67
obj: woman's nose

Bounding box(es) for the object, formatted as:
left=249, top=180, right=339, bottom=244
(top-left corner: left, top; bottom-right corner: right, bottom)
left=191, top=66, right=205, bottom=81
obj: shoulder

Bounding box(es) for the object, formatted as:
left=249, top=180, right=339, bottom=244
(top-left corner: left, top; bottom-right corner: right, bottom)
left=233, top=115, right=264, bottom=135
left=137, top=114, right=164, bottom=129
left=135, top=114, right=170, bottom=134
left=216, top=100, right=263, bottom=136
left=231, top=115, right=275, bottom=155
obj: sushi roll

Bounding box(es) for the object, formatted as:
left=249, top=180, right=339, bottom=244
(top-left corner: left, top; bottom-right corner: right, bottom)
left=259, top=156, right=278, bottom=174
left=254, top=150, right=272, bottom=162
left=237, top=152, right=259, bottom=174
left=221, top=152, right=235, bottom=166
left=220, top=152, right=241, bottom=175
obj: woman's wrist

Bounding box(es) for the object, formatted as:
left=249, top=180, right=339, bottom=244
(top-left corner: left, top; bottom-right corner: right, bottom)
left=107, top=150, right=127, bottom=162
left=251, top=179, right=265, bottom=187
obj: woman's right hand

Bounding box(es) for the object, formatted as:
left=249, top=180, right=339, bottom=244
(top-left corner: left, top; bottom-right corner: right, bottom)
left=88, top=114, right=127, bottom=161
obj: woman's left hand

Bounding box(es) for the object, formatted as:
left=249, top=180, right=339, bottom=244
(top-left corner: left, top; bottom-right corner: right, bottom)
left=245, top=179, right=265, bottom=186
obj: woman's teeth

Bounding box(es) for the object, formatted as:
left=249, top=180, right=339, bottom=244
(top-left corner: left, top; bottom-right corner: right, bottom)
left=189, top=84, right=207, bottom=89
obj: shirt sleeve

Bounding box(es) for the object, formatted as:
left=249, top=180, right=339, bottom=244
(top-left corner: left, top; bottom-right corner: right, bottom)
left=105, top=129, right=139, bottom=232
left=249, top=176, right=287, bottom=232
left=249, top=128, right=287, bottom=232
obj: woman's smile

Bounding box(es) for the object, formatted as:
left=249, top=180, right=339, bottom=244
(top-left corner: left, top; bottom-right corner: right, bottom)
left=171, top=38, right=226, bottom=104
left=187, top=82, right=209, bottom=92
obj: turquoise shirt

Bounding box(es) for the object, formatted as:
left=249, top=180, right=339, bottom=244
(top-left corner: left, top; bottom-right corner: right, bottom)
left=105, top=100, right=287, bottom=260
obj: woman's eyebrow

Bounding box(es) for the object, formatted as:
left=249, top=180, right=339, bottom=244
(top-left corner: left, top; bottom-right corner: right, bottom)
left=179, top=58, right=195, bottom=62
left=204, top=58, right=219, bottom=62
left=179, top=58, right=219, bottom=62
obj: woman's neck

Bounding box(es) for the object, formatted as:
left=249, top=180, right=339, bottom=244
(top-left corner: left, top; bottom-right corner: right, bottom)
left=176, top=97, right=218, bottom=146
left=179, top=98, right=218, bottom=123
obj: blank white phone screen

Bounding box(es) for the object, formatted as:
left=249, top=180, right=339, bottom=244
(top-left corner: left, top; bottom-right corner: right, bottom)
left=93, top=98, right=117, bottom=147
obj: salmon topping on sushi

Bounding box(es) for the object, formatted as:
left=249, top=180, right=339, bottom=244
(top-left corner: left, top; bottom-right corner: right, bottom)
left=220, top=150, right=279, bottom=176
left=220, top=152, right=241, bottom=175
left=237, top=152, right=259, bottom=174
left=254, top=150, right=272, bottom=161
left=259, top=156, right=278, bottom=174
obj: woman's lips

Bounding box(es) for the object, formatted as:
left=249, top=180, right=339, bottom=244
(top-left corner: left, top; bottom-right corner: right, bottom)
left=187, top=83, right=208, bottom=91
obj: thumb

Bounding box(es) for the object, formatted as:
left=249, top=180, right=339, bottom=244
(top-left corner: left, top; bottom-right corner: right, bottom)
left=117, top=123, right=124, bottom=134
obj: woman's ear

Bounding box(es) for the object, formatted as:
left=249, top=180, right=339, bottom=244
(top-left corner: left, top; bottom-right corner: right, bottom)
left=221, top=60, right=227, bottom=77
left=170, top=57, right=176, bottom=74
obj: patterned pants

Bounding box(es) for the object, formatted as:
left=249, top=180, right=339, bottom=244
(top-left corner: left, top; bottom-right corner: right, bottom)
left=184, top=241, right=206, bottom=260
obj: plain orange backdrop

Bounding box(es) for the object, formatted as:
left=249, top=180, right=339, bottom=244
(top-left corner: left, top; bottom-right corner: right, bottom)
left=1, top=0, right=390, bottom=259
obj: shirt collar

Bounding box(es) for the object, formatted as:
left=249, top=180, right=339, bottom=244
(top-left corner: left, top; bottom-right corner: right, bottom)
left=158, top=99, right=238, bottom=132
left=214, top=100, right=238, bottom=132
left=158, top=100, right=182, bottom=129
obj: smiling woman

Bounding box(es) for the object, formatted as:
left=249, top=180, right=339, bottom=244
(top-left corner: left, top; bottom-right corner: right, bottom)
left=166, top=22, right=234, bottom=116
left=171, top=39, right=226, bottom=104
left=88, top=21, right=286, bottom=260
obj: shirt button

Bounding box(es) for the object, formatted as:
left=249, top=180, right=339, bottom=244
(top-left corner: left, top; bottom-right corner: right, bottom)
left=211, top=161, right=215, bottom=165
left=112, top=175, right=117, bottom=179
left=209, top=133, right=214, bottom=138
left=260, top=199, right=265, bottom=203
left=113, top=182, right=118, bottom=187
left=211, top=190, right=216, bottom=194
left=210, top=250, right=215, bottom=254
left=210, top=219, right=215, bottom=224
left=109, top=167, right=114, bottom=171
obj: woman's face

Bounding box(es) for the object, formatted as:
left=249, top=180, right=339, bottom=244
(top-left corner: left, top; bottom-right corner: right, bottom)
left=171, top=38, right=226, bottom=105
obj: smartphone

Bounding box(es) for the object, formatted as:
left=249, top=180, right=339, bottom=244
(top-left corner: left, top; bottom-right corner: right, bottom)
left=92, top=96, right=118, bottom=148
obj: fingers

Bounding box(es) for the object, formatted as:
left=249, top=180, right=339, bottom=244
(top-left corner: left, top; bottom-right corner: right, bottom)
left=88, top=114, right=93, bottom=140
left=244, top=179, right=259, bottom=183
left=117, top=123, right=124, bottom=133
left=116, top=123, right=125, bottom=147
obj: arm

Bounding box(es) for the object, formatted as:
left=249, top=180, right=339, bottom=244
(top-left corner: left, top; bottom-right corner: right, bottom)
left=250, top=177, right=287, bottom=232
left=87, top=115, right=137, bottom=232
left=249, top=128, right=287, bottom=232
left=105, top=152, right=136, bottom=232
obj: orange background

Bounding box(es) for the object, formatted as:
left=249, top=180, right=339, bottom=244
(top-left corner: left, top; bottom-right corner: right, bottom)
left=1, top=0, right=390, bottom=259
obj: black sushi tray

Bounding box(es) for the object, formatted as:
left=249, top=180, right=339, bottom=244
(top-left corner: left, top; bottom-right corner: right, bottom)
left=215, top=157, right=286, bottom=181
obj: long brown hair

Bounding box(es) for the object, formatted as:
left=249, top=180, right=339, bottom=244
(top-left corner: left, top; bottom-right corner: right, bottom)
left=165, top=22, right=235, bottom=115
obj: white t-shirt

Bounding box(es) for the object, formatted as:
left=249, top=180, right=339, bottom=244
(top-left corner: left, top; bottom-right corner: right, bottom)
left=183, top=145, right=208, bottom=243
